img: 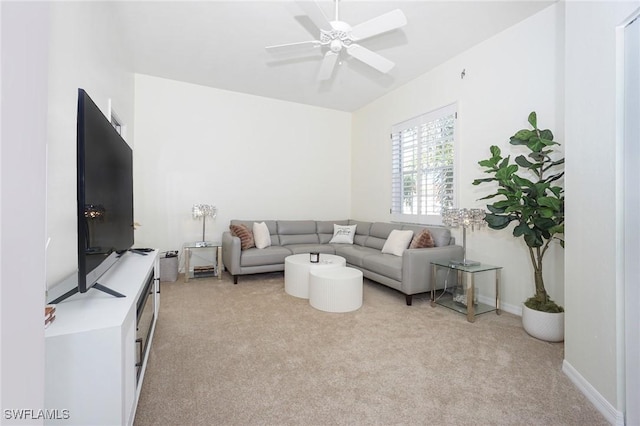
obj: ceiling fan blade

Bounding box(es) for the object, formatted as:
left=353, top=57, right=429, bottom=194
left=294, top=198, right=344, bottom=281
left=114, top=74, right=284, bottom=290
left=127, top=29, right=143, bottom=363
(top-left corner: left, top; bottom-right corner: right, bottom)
left=350, top=9, right=407, bottom=41
left=265, top=40, right=323, bottom=54
left=317, top=51, right=339, bottom=81
left=296, top=0, right=331, bottom=31
left=346, top=44, right=395, bottom=74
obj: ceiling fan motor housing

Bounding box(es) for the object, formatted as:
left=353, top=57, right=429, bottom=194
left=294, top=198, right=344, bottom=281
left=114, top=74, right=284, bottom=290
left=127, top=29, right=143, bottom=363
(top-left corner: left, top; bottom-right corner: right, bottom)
left=321, top=21, right=353, bottom=53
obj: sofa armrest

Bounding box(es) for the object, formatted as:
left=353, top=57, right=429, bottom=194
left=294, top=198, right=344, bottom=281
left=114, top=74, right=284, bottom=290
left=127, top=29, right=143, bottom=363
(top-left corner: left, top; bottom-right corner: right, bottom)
left=401, top=245, right=464, bottom=295
left=222, top=231, right=241, bottom=274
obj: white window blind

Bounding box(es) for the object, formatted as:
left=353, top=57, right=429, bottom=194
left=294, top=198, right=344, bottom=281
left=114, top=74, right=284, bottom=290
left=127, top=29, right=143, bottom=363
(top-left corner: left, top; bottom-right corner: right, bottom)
left=391, top=104, right=456, bottom=223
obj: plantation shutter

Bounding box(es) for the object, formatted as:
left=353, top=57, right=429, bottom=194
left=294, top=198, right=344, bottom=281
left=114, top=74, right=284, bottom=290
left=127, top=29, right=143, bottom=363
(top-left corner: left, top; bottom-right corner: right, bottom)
left=391, top=104, right=456, bottom=223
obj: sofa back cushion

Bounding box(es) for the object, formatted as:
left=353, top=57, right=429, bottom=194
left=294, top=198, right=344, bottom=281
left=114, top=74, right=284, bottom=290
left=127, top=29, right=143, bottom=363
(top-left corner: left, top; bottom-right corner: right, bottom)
left=277, top=220, right=319, bottom=245
left=349, top=220, right=372, bottom=246
left=425, top=226, right=452, bottom=247
left=365, top=222, right=403, bottom=250
left=317, top=220, right=349, bottom=243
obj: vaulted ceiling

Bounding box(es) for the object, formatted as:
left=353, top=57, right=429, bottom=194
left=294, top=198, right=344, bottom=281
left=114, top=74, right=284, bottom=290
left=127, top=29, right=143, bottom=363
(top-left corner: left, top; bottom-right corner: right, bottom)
left=114, top=1, right=554, bottom=112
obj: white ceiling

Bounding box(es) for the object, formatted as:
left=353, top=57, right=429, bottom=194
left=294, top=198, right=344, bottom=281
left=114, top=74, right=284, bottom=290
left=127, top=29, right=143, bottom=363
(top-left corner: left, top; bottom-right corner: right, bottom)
left=114, top=1, right=554, bottom=112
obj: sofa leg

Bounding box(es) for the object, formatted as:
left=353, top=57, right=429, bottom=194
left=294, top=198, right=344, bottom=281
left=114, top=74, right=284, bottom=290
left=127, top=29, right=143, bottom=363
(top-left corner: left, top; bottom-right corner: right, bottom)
left=233, top=275, right=238, bottom=285
left=405, top=295, right=413, bottom=306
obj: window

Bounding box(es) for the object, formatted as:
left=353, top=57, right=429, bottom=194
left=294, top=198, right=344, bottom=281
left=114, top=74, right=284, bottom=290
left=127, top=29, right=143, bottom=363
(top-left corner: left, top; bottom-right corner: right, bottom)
left=391, top=104, right=456, bottom=224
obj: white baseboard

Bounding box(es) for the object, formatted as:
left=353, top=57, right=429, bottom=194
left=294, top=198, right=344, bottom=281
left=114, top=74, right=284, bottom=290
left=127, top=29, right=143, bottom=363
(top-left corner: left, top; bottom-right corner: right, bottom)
left=477, top=294, right=522, bottom=316
left=479, top=295, right=624, bottom=424
left=562, top=360, right=624, bottom=425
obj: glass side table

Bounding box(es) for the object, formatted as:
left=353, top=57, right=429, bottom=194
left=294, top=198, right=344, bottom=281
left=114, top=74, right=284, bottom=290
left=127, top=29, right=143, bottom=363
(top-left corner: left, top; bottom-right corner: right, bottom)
left=183, top=241, right=222, bottom=282
left=430, top=260, right=502, bottom=323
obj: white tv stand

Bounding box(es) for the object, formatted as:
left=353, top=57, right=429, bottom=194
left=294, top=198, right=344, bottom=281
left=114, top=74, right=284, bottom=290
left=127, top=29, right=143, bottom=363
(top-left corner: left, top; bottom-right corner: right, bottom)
left=45, top=250, right=159, bottom=425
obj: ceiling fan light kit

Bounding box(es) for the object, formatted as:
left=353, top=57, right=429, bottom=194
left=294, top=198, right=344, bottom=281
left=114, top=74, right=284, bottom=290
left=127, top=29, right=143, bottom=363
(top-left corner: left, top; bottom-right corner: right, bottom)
left=266, top=0, right=407, bottom=81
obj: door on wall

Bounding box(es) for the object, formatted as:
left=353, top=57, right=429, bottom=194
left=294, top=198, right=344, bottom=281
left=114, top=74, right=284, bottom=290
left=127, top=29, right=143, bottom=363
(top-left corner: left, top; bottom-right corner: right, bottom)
left=623, top=12, right=640, bottom=426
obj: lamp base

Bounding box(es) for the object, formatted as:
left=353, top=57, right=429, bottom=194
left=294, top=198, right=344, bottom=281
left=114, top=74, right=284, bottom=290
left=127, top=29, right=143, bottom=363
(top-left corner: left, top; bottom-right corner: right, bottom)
left=449, top=259, right=480, bottom=267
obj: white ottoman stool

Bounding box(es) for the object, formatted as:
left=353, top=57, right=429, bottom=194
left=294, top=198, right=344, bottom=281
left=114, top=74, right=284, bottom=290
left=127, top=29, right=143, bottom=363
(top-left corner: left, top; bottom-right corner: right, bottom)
left=309, top=267, right=363, bottom=313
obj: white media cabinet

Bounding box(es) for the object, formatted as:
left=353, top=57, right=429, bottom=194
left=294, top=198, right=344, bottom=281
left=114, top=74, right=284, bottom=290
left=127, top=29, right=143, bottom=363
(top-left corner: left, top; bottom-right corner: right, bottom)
left=45, top=250, right=159, bottom=426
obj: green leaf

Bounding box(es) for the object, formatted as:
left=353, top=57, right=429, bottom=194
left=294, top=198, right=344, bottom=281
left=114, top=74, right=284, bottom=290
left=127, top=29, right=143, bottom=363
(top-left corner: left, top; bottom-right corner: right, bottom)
left=533, top=217, right=558, bottom=231
left=493, top=199, right=516, bottom=210
left=513, top=222, right=532, bottom=237
left=514, top=129, right=533, bottom=141
left=485, top=214, right=513, bottom=230
left=527, top=137, right=545, bottom=152
left=538, top=207, right=554, bottom=218
left=538, top=196, right=561, bottom=211
left=472, top=177, right=495, bottom=185
left=478, top=159, right=497, bottom=168
left=487, top=204, right=506, bottom=214
left=512, top=174, right=534, bottom=188
left=498, top=156, right=510, bottom=169
left=490, top=145, right=501, bottom=158
left=515, top=155, right=534, bottom=168
left=524, top=232, right=543, bottom=247
left=495, top=164, right=519, bottom=181
left=510, top=136, right=529, bottom=146
left=528, top=111, right=537, bottom=128
left=540, top=129, right=554, bottom=141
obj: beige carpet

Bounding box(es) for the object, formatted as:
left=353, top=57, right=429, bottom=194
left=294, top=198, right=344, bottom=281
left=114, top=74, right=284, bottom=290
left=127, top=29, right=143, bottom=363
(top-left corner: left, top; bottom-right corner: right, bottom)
left=134, top=272, right=606, bottom=426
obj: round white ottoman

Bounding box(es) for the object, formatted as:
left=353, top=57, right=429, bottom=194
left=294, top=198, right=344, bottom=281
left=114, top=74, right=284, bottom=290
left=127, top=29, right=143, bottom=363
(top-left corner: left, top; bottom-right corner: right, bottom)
left=309, top=267, right=363, bottom=313
left=284, top=253, right=346, bottom=299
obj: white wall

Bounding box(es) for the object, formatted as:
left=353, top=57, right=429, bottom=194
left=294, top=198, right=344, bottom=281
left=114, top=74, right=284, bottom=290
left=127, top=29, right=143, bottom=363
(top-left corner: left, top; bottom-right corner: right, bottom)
left=563, top=1, right=640, bottom=423
left=132, top=75, right=352, bottom=256
left=46, top=1, right=135, bottom=288
left=1, top=2, right=49, bottom=422
left=351, top=5, right=563, bottom=313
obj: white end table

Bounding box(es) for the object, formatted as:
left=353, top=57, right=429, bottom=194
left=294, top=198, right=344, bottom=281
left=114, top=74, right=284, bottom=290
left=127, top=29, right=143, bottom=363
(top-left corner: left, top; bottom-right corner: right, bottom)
left=284, top=253, right=345, bottom=299
left=309, top=267, right=363, bottom=313
left=184, top=241, right=222, bottom=282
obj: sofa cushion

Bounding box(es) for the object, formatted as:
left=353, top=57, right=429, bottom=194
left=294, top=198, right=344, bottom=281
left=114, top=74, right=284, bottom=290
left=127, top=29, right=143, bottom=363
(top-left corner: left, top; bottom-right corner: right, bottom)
left=333, top=245, right=379, bottom=267
left=362, top=254, right=403, bottom=281
left=253, top=222, right=271, bottom=249
left=240, top=246, right=292, bottom=267
left=409, top=228, right=435, bottom=249
left=329, top=224, right=357, bottom=244
left=230, top=224, right=255, bottom=250
left=284, top=244, right=336, bottom=255
left=381, top=229, right=414, bottom=256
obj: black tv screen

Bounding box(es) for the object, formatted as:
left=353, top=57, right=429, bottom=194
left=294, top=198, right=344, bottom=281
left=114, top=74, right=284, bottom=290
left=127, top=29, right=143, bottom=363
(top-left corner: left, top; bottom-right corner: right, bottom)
left=76, top=89, right=134, bottom=295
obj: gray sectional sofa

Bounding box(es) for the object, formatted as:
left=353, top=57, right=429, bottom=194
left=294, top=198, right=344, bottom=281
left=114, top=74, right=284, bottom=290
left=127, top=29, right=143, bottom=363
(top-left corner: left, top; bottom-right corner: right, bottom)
left=221, top=219, right=463, bottom=305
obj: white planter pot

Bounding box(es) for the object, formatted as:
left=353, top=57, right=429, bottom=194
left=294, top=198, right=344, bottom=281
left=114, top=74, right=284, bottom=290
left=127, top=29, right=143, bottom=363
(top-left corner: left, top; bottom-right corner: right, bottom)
left=522, top=304, right=565, bottom=342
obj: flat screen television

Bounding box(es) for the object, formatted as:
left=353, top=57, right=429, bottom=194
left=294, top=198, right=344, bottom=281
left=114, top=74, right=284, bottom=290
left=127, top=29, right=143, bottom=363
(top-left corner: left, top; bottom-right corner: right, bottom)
left=50, top=89, right=134, bottom=304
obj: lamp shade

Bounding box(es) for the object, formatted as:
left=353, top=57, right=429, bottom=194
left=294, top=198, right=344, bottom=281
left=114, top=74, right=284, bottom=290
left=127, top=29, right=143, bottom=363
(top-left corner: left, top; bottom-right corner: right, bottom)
left=192, top=204, right=217, bottom=220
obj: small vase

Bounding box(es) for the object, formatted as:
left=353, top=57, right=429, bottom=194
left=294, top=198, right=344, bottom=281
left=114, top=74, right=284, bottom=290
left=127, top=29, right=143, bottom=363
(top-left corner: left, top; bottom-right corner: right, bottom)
left=522, top=304, right=564, bottom=342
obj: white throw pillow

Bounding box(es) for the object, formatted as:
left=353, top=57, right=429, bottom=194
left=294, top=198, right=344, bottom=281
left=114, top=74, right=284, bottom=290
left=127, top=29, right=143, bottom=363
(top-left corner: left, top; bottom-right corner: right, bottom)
left=329, top=224, right=357, bottom=244
left=381, top=229, right=414, bottom=256
left=252, top=222, right=271, bottom=249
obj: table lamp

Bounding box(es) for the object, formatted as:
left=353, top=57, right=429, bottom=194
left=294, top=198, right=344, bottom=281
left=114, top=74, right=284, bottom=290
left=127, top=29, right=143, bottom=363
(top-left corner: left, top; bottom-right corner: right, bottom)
left=192, top=204, right=217, bottom=245
left=441, top=208, right=486, bottom=267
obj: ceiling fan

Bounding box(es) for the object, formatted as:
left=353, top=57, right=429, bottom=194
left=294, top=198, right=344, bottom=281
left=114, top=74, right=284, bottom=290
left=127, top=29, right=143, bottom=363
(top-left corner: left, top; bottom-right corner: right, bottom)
left=265, top=0, right=407, bottom=81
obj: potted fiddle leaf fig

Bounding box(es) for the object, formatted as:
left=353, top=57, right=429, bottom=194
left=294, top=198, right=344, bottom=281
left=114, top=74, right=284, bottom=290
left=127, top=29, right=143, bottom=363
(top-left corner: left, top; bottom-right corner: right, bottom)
left=473, top=112, right=565, bottom=341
